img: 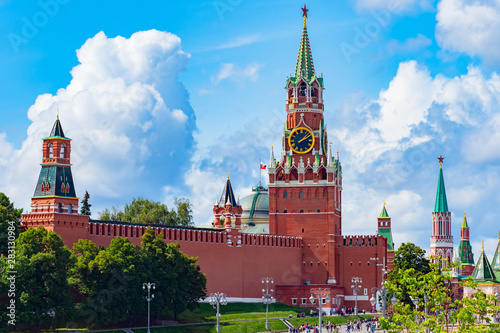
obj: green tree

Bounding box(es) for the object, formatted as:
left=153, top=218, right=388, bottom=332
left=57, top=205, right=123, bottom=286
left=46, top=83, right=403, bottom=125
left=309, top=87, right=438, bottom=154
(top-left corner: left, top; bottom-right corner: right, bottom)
left=388, top=242, right=431, bottom=305
left=382, top=259, right=500, bottom=333
left=71, top=237, right=143, bottom=326
left=98, top=197, right=194, bottom=226
left=0, top=227, right=74, bottom=332
left=80, top=191, right=92, bottom=216
left=139, top=228, right=206, bottom=320
left=174, top=197, right=194, bottom=226
left=0, top=192, right=22, bottom=255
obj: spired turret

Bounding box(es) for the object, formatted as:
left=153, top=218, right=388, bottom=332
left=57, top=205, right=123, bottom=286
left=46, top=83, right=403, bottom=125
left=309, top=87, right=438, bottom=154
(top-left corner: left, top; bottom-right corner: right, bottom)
left=472, top=242, right=498, bottom=282
left=430, top=156, right=453, bottom=267
left=213, top=175, right=243, bottom=229
left=22, top=114, right=90, bottom=247
left=458, top=212, right=475, bottom=276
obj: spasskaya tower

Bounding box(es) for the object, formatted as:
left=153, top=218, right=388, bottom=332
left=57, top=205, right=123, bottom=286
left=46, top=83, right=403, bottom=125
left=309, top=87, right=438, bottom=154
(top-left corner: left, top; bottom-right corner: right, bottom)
left=268, top=5, right=343, bottom=286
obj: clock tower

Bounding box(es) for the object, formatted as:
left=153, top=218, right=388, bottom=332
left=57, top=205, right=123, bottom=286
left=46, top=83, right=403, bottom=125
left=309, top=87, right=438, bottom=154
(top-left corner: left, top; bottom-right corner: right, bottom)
left=268, top=5, right=343, bottom=286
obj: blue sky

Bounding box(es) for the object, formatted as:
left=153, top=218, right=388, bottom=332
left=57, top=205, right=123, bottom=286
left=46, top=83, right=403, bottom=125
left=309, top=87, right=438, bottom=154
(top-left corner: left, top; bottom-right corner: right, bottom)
left=2, top=0, right=500, bottom=261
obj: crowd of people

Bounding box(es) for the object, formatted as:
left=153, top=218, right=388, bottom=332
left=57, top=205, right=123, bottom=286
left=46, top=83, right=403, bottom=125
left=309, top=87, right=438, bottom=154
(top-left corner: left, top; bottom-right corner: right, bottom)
left=287, top=317, right=380, bottom=332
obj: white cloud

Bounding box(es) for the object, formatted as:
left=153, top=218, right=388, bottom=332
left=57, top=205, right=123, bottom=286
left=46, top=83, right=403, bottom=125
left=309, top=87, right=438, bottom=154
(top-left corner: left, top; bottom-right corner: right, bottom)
left=0, top=30, right=196, bottom=215
left=436, top=0, right=500, bottom=64
left=215, top=34, right=261, bottom=50
left=212, top=62, right=261, bottom=84
left=386, top=34, right=432, bottom=55
left=354, top=0, right=433, bottom=13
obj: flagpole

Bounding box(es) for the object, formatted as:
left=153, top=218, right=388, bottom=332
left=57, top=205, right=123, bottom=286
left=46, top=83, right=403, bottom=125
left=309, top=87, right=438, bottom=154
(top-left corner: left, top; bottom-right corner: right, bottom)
left=259, top=159, right=262, bottom=187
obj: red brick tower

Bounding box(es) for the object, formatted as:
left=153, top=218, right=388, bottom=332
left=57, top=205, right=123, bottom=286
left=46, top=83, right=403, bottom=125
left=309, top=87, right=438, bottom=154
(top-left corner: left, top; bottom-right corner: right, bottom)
left=268, top=5, right=342, bottom=286
left=430, top=156, right=453, bottom=267
left=458, top=212, right=475, bottom=276
left=22, top=115, right=89, bottom=247
left=377, top=203, right=394, bottom=270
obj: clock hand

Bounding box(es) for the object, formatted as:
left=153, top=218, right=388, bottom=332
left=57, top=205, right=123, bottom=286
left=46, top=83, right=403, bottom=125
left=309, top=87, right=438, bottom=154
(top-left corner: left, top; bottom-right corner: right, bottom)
left=298, top=133, right=311, bottom=143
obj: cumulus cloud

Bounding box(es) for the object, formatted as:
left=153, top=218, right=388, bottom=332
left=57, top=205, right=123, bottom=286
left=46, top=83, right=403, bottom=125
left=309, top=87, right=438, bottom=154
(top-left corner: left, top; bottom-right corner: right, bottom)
left=332, top=61, right=500, bottom=174
left=436, top=0, right=500, bottom=64
left=212, top=62, right=261, bottom=84
left=0, top=30, right=196, bottom=215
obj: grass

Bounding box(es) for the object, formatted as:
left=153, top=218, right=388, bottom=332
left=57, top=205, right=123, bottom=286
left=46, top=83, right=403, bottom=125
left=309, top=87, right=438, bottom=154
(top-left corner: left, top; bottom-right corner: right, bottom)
left=133, top=319, right=288, bottom=333
left=177, top=302, right=305, bottom=323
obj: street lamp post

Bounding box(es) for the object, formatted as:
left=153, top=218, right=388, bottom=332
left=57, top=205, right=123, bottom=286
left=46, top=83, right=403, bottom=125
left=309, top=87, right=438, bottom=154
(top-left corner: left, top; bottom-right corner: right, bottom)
left=309, top=288, right=331, bottom=333
left=209, top=292, right=227, bottom=333
left=351, top=277, right=362, bottom=315
left=262, top=277, right=274, bottom=331
left=143, top=282, right=155, bottom=333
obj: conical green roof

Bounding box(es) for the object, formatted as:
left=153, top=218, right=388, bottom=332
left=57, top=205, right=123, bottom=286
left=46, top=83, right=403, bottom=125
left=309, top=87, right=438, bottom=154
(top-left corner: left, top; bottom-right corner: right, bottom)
left=492, top=234, right=500, bottom=271
left=434, top=166, right=449, bottom=213
left=472, top=247, right=496, bottom=281
left=379, top=203, right=389, bottom=218
left=295, top=18, right=315, bottom=80
left=461, top=212, right=468, bottom=228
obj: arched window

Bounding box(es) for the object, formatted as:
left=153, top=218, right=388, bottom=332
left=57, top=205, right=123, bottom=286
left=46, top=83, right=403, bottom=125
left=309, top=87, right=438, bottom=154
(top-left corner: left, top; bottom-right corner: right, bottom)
left=299, top=191, right=303, bottom=198
left=57, top=202, right=62, bottom=213
left=283, top=210, right=288, bottom=214
left=49, top=144, right=53, bottom=158
left=68, top=203, right=72, bottom=214
left=300, top=210, right=304, bottom=213
left=300, top=82, right=307, bottom=96
left=283, top=190, right=287, bottom=199
left=60, top=144, right=65, bottom=158
left=438, top=219, right=442, bottom=235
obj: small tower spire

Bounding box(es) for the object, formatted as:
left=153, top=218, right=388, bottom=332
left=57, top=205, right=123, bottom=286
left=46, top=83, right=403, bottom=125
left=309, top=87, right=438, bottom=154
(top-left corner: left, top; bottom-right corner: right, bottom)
left=434, top=156, right=449, bottom=213
left=269, top=145, right=276, bottom=168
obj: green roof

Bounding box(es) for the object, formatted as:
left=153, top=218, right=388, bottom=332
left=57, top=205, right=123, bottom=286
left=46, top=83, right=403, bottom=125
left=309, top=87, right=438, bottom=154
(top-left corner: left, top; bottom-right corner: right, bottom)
left=378, top=228, right=394, bottom=251
left=472, top=249, right=497, bottom=281
left=492, top=238, right=500, bottom=271
left=458, top=239, right=474, bottom=265
left=295, top=19, right=315, bottom=80
left=434, top=166, right=449, bottom=213
left=379, top=204, right=389, bottom=218
left=461, top=213, right=469, bottom=228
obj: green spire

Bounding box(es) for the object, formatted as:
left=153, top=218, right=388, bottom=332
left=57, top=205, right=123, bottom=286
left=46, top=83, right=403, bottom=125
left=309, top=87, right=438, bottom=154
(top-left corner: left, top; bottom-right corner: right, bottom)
left=492, top=232, right=500, bottom=271
left=472, top=242, right=496, bottom=281
left=434, top=158, right=449, bottom=213
left=461, top=212, right=468, bottom=228
left=295, top=6, right=315, bottom=80
left=379, top=202, right=389, bottom=218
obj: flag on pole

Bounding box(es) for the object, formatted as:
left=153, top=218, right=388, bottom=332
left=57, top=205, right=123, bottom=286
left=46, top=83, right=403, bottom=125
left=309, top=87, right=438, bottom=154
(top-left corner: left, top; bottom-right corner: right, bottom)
left=260, top=162, right=267, bottom=169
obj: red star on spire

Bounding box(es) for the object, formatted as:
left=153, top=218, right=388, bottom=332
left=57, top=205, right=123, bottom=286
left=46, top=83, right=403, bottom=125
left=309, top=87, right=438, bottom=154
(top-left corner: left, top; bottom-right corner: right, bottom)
left=438, top=155, right=444, bottom=164
left=301, top=4, right=308, bottom=18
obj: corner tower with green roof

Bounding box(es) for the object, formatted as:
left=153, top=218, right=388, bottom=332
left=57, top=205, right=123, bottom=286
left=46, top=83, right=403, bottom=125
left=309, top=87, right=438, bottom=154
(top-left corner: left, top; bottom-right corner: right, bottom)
left=458, top=212, right=475, bottom=276
left=377, top=203, right=395, bottom=270
left=430, top=156, right=454, bottom=268
left=472, top=242, right=498, bottom=282
left=22, top=115, right=90, bottom=247
left=491, top=231, right=500, bottom=276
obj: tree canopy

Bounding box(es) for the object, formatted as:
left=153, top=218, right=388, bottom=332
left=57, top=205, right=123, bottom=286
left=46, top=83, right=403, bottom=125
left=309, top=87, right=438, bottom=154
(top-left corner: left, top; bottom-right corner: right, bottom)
left=98, top=197, right=193, bottom=226
left=0, top=192, right=22, bottom=255
left=80, top=191, right=92, bottom=216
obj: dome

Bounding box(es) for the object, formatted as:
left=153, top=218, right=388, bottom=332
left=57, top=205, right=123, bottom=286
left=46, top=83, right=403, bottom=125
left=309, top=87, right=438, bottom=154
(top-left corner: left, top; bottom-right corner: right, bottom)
left=240, top=184, right=269, bottom=234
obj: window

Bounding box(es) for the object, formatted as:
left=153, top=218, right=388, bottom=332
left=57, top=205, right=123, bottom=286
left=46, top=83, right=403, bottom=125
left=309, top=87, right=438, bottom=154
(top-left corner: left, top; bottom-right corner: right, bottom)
left=49, top=144, right=53, bottom=158
left=283, top=210, right=287, bottom=213
left=322, top=298, right=327, bottom=304
left=302, top=228, right=304, bottom=233
left=300, top=83, right=307, bottom=96
left=68, top=204, right=73, bottom=214
left=317, top=209, right=320, bottom=213
left=301, top=298, right=307, bottom=305
left=276, top=210, right=279, bottom=213
left=57, top=202, right=62, bottom=213
left=60, top=144, right=65, bottom=158
left=299, top=191, right=303, bottom=198
left=300, top=210, right=304, bottom=213
left=283, top=190, right=287, bottom=198
left=292, top=298, right=297, bottom=305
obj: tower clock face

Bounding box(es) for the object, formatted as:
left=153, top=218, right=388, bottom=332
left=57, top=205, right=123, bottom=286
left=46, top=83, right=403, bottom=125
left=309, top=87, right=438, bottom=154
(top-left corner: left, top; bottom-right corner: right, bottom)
left=322, top=131, right=328, bottom=155
left=288, top=127, right=315, bottom=154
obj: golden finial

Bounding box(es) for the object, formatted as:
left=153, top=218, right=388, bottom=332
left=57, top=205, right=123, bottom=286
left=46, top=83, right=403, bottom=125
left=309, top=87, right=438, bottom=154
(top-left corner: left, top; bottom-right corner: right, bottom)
left=482, top=240, right=485, bottom=252
left=227, top=172, right=230, bottom=179
left=57, top=108, right=59, bottom=119
left=498, top=230, right=500, bottom=241
left=383, top=202, right=386, bottom=207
